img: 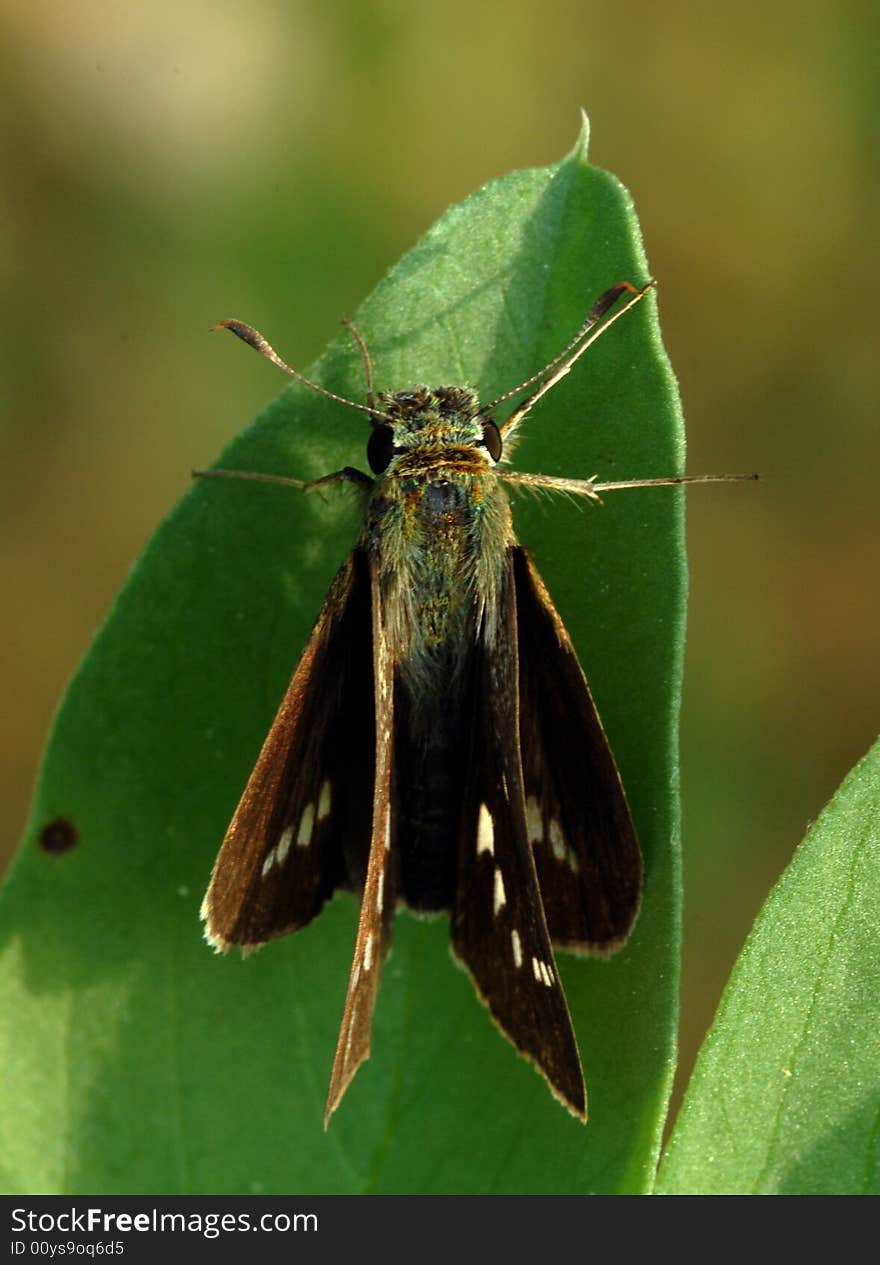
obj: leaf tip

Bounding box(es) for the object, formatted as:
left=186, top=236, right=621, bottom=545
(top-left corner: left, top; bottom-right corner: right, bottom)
left=574, top=108, right=592, bottom=162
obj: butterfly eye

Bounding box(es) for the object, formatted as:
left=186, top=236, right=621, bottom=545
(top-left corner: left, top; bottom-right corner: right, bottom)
left=481, top=420, right=502, bottom=463
left=367, top=425, right=396, bottom=474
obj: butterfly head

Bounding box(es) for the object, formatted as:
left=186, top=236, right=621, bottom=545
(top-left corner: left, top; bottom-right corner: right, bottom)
left=366, top=386, right=502, bottom=477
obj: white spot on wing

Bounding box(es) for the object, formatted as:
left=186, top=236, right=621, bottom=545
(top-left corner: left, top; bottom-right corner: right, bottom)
left=376, top=869, right=384, bottom=914
left=549, top=817, right=565, bottom=860
left=297, top=802, right=315, bottom=847
left=318, top=779, right=332, bottom=821
left=532, top=955, right=554, bottom=987
left=384, top=811, right=391, bottom=852
left=477, top=804, right=495, bottom=855
left=511, top=928, right=523, bottom=969
left=363, top=932, right=374, bottom=972
left=261, top=847, right=276, bottom=878
left=276, top=824, right=293, bottom=865
left=526, top=796, right=542, bottom=843
left=345, top=1004, right=358, bottom=1061
left=493, top=867, right=506, bottom=916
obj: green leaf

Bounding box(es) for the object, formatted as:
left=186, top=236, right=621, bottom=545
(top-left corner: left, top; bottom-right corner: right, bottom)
left=657, top=736, right=880, bottom=1194
left=0, top=118, right=686, bottom=1194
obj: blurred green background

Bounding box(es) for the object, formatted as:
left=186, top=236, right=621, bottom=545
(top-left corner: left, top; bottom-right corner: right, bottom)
left=2, top=0, right=878, bottom=1122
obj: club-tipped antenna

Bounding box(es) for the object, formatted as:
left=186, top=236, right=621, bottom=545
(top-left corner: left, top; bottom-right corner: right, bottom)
left=212, top=319, right=395, bottom=424
left=493, top=280, right=655, bottom=437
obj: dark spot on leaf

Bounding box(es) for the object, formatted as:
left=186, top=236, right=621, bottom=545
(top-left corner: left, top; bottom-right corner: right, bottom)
left=39, top=818, right=79, bottom=854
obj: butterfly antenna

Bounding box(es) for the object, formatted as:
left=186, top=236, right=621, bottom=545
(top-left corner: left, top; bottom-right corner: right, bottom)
left=212, top=319, right=394, bottom=423
left=494, top=280, right=654, bottom=437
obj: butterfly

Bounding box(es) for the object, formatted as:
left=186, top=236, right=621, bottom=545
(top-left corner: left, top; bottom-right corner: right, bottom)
left=198, top=280, right=752, bottom=1124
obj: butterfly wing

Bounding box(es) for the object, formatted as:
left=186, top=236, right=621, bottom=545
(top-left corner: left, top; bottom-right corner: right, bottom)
left=513, top=546, right=642, bottom=954
left=450, top=553, right=587, bottom=1120
left=324, top=553, right=398, bottom=1125
left=201, top=548, right=375, bottom=951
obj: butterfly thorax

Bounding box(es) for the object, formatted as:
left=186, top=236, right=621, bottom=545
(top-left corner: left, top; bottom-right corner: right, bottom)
left=361, top=386, right=514, bottom=711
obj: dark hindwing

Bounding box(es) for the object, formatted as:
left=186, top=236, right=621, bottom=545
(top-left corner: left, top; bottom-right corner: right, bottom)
left=201, top=549, right=375, bottom=951
left=324, top=554, right=397, bottom=1125
left=450, top=553, right=586, bottom=1121
left=513, top=547, right=642, bottom=954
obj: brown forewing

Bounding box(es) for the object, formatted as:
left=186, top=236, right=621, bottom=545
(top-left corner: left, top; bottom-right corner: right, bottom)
left=201, top=549, right=375, bottom=951
left=324, top=553, right=398, bottom=1125
left=450, top=552, right=587, bottom=1121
